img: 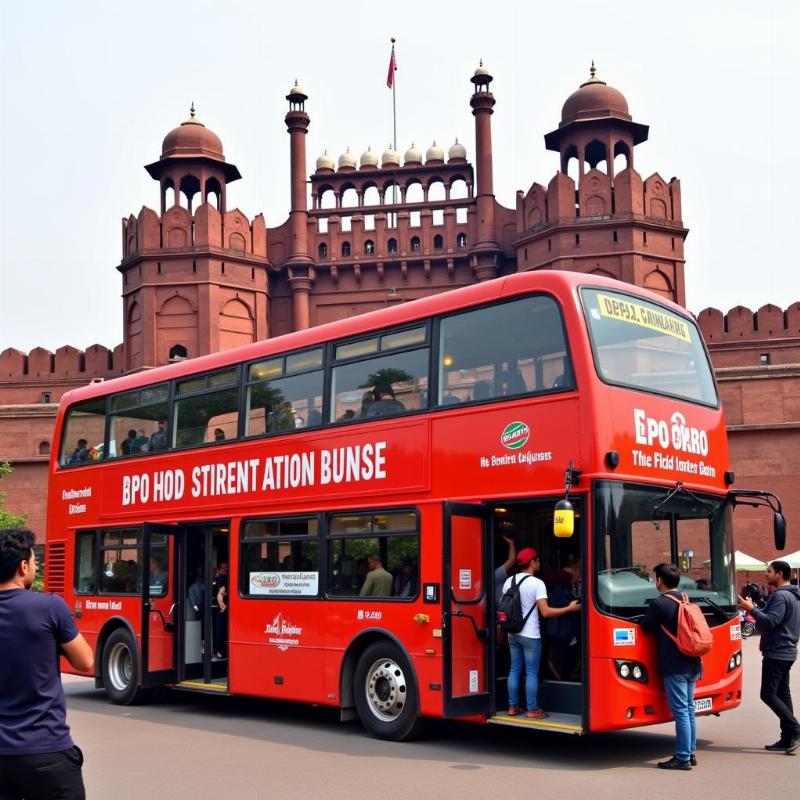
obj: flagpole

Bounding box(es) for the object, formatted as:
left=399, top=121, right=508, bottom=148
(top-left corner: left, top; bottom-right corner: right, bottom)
left=391, top=37, right=397, bottom=151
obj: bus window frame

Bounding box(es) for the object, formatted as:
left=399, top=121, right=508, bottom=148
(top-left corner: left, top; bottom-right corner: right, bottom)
left=434, top=292, right=577, bottom=409
left=58, top=396, right=109, bottom=469
left=172, top=365, right=242, bottom=451
left=325, top=506, right=421, bottom=602
left=73, top=528, right=99, bottom=595
left=578, top=284, right=720, bottom=410
left=242, top=346, right=325, bottom=440
left=328, top=321, right=432, bottom=427
left=238, top=513, right=323, bottom=600
left=93, top=526, right=148, bottom=597
left=107, top=381, right=172, bottom=461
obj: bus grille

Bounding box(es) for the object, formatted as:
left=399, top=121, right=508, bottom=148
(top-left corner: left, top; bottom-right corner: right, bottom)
left=46, top=542, right=66, bottom=594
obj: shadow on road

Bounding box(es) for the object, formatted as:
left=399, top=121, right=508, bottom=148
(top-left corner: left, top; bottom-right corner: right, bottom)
left=64, top=679, right=711, bottom=771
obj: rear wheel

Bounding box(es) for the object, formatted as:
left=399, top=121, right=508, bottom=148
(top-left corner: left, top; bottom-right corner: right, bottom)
left=354, top=641, right=424, bottom=741
left=102, top=629, right=142, bottom=705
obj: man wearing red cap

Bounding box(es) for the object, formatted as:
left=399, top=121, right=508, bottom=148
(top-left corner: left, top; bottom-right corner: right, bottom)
left=503, top=547, right=581, bottom=718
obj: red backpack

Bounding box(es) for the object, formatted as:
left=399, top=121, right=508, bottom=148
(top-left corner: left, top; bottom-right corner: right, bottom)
left=661, top=592, right=713, bottom=657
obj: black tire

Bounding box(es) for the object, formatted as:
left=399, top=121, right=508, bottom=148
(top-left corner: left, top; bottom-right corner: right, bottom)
left=742, top=621, right=756, bottom=638
left=353, top=640, right=424, bottom=741
left=101, top=628, right=142, bottom=705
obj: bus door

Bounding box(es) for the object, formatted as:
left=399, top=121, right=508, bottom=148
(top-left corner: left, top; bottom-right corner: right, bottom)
left=442, top=502, right=493, bottom=718
left=141, top=522, right=179, bottom=688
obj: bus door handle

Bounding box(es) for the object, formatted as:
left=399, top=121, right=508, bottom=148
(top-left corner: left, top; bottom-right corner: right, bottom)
left=449, top=609, right=488, bottom=641
left=148, top=605, right=176, bottom=632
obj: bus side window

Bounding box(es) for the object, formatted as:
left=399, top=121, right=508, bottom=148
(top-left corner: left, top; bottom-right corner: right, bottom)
left=175, top=369, right=239, bottom=447
left=75, top=531, right=97, bottom=594
left=59, top=398, right=107, bottom=466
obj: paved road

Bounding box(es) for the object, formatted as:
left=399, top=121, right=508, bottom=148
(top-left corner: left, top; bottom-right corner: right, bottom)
left=65, top=636, right=797, bottom=800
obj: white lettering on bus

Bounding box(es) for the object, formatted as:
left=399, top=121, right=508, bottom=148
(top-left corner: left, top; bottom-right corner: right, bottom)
left=633, top=408, right=708, bottom=456
left=319, top=442, right=386, bottom=485
left=153, top=469, right=185, bottom=502
left=122, top=473, right=150, bottom=506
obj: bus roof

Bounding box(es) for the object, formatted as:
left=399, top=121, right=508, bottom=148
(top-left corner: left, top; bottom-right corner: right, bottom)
left=60, top=270, right=693, bottom=406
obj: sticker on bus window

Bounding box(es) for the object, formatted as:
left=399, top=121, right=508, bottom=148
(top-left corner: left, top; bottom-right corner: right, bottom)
left=596, top=293, right=691, bottom=343
left=613, top=627, right=636, bottom=646
left=730, top=624, right=742, bottom=640
left=249, top=571, right=318, bottom=596
left=469, top=670, right=479, bottom=693
left=459, top=569, right=472, bottom=590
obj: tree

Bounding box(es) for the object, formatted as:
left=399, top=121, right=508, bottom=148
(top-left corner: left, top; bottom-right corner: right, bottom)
left=0, top=461, right=26, bottom=529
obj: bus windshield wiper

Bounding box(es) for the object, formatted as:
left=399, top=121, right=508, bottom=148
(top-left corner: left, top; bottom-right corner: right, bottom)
left=651, top=481, right=717, bottom=519
left=691, top=595, right=731, bottom=622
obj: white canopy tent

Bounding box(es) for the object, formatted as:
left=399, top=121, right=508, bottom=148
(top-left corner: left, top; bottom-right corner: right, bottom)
left=702, top=550, right=767, bottom=571
left=777, top=550, right=800, bottom=569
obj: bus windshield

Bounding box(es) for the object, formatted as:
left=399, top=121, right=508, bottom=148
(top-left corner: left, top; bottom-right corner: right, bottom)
left=581, top=287, right=717, bottom=406
left=594, top=481, right=736, bottom=620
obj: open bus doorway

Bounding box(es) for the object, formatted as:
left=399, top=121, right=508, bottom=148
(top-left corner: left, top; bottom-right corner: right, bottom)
left=490, top=499, right=584, bottom=726
left=179, top=524, right=229, bottom=689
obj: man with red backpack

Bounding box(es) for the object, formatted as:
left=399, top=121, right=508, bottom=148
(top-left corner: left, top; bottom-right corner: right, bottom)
left=641, top=562, right=705, bottom=770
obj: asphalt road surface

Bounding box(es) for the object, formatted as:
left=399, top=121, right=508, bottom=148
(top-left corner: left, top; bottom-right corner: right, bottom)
left=64, top=636, right=797, bottom=800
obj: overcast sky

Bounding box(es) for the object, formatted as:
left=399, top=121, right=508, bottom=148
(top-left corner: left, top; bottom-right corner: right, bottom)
left=0, top=0, right=796, bottom=353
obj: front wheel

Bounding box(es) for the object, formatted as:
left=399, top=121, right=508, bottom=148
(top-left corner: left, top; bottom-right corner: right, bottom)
left=101, top=629, right=142, bottom=705
left=354, top=641, right=424, bottom=741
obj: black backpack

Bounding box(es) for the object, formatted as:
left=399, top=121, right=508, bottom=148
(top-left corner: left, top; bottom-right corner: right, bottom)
left=497, top=574, right=534, bottom=633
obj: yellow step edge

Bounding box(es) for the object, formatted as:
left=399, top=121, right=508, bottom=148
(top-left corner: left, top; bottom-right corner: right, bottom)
left=176, top=680, right=228, bottom=691
left=491, top=714, right=582, bottom=731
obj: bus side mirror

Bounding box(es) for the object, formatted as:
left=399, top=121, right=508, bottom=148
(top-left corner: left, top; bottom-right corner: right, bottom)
left=554, top=499, right=574, bottom=538
left=774, top=513, right=786, bottom=551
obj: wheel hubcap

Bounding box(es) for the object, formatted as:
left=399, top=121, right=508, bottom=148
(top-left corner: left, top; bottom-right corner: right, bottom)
left=108, top=642, right=133, bottom=692
left=365, top=658, right=407, bottom=722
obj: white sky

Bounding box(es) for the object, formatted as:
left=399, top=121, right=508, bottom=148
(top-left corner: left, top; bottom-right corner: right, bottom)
left=0, top=0, right=797, bottom=353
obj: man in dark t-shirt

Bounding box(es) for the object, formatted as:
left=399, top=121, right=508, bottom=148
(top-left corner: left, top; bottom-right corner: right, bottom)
left=0, top=528, right=94, bottom=800
left=641, top=562, right=703, bottom=771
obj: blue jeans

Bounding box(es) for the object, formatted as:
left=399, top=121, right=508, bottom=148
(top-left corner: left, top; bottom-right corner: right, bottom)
left=663, top=673, right=698, bottom=762
left=507, top=634, right=542, bottom=711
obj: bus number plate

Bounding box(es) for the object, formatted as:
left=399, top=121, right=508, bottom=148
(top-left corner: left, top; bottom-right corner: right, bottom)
left=693, top=697, right=712, bottom=713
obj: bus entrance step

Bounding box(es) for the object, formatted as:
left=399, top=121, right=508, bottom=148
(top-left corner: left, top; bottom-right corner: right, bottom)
left=488, top=711, right=582, bottom=735
left=174, top=679, right=229, bottom=694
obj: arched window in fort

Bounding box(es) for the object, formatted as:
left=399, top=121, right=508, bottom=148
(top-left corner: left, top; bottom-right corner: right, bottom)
left=410, top=236, right=421, bottom=252
left=384, top=181, right=401, bottom=204
left=341, top=215, right=352, bottom=232
left=341, top=241, right=351, bottom=257
left=179, top=174, right=201, bottom=211
left=613, top=141, right=631, bottom=174
left=319, top=243, right=328, bottom=259
left=169, top=344, right=188, bottom=360
left=319, top=188, right=336, bottom=210
left=433, top=234, right=444, bottom=250
left=457, top=233, right=467, bottom=249
left=584, top=140, right=608, bottom=173
left=456, top=207, right=468, bottom=224
left=205, top=177, right=222, bottom=209
left=341, top=187, right=358, bottom=207
left=39, top=441, right=50, bottom=456
left=409, top=211, right=421, bottom=228
left=428, top=179, right=446, bottom=202
left=643, top=268, right=672, bottom=299
left=388, top=238, right=398, bottom=254
left=364, top=240, right=375, bottom=255
left=563, top=144, right=579, bottom=181
left=318, top=217, right=328, bottom=233
left=405, top=181, right=424, bottom=204
left=450, top=178, right=469, bottom=200
left=363, top=185, right=380, bottom=206
left=364, top=214, right=375, bottom=231
left=432, top=209, right=444, bottom=226
left=163, top=178, right=176, bottom=209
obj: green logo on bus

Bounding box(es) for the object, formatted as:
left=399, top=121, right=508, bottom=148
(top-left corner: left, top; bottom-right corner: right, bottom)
left=501, top=421, right=530, bottom=450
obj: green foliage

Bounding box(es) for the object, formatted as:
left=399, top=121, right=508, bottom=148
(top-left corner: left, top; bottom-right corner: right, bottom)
left=362, top=368, right=414, bottom=390
left=0, top=461, right=27, bottom=529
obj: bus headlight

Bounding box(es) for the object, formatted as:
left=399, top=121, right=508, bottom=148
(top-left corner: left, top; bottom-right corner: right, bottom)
left=727, top=650, right=742, bottom=672
left=615, top=660, right=648, bottom=683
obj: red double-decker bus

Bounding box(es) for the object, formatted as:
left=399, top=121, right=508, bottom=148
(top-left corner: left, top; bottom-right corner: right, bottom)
left=45, top=271, right=785, bottom=740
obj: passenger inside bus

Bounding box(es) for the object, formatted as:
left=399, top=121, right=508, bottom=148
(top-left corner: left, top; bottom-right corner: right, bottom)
left=68, top=439, right=90, bottom=464
left=364, top=385, right=405, bottom=418
left=149, top=420, right=168, bottom=451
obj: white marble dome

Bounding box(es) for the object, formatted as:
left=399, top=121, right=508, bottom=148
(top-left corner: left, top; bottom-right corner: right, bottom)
left=425, top=141, right=444, bottom=163
left=404, top=143, right=423, bottom=165
left=381, top=145, right=400, bottom=168
left=315, top=150, right=335, bottom=171
left=360, top=146, right=379, bottom=168
left=338, top=147, right=357, bottom=170
left=448, top=139, right=467, bottom=161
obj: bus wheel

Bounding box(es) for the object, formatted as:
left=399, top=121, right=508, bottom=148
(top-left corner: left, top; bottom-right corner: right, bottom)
left=102, top=629, right=141, bottom=705
left=354, top=641, right=423, bottom=741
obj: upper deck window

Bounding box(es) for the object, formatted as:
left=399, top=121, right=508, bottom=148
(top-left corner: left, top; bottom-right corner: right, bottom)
left=437, top=295, right=573, bottom=406
left=109, top=384, right=169, bottom=458
left=581, top=288, right=717, bottom=406
left=245, top=348, right=324, bottom=435
left=59, top=397, right=107, bottom=467
left=331, top=326, right=429, bottom=423
left=175, top=368, right=240, bottom=447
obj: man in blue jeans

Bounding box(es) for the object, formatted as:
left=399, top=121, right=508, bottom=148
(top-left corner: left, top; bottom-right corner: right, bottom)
left=502, top=548, right=580, bottom=719
left=641, top=562, right=702, bottom=770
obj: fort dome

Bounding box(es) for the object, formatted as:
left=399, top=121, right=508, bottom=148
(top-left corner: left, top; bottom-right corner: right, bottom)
left=161, top=104, right=224, bottom=159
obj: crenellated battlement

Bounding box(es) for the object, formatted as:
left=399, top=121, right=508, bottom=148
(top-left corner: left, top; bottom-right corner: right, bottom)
left=517, top=167, right=683, bottom=231
left=0, top=343, right=124, bottom=382
left=697, top=303, right=800, bottom=342
left=121, top=204, right=268, bottom=262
